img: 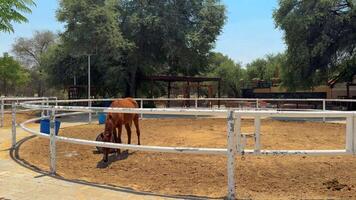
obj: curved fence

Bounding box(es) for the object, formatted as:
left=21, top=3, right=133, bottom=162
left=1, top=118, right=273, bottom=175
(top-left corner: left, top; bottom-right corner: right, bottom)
left=0, top=97, right=57, bottom=127
left=5, top=98, right=356, bottom=199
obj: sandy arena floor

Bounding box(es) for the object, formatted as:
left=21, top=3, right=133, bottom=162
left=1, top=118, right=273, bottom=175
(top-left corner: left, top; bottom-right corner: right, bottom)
left=2, top=111, right=38, bottom=127
left=17, top=118, right=356, bottom=199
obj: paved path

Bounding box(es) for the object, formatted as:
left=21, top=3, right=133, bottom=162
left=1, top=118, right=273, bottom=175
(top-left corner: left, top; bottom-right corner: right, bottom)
left=0, top=123, right=184, bottom=200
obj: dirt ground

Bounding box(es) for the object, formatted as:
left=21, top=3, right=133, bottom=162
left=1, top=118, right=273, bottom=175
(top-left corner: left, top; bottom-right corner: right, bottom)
left=18, top=118, right=356, bottom=199
left=2, top=111, right=38, bottom=127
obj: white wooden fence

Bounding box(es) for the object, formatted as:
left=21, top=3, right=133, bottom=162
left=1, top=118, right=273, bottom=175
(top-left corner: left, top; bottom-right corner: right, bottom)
left=6, top=98, right=356, bottom=199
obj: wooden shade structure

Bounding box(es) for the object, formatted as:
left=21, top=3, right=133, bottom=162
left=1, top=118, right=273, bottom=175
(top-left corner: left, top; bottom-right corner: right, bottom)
left=142, top=75, right=222, bottom=107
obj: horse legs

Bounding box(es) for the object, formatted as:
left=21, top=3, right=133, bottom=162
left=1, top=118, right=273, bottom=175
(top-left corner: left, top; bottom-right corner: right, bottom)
left=125, top=123, right=132, bottom=144
left=133, top=114, right=141, bottom=145
left=116, top=125, right=122, bottom=154
left=103, top=148, right=109, bottom=162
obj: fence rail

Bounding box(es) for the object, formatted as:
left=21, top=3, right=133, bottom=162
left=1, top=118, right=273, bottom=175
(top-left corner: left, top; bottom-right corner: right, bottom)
left=5, top=97, right=356, bottom=199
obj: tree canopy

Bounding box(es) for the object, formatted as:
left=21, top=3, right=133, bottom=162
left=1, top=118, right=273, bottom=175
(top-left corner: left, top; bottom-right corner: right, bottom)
left=274, top=0, right=356, bottom=90
left=12, top=30, right=57, bottom=96
left=0, top=0, right=35, bottom=33
left=244, top=53, right=285, bottom=83
left=51, top=0, right=226, bottom=97
left=207, top=52, right=243, bottom=97
left=0, top=53, right=29, bottom=95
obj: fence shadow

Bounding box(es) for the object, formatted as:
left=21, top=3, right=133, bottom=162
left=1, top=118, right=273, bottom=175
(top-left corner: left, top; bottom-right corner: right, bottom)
left=9, top=135, right=224, bottom=200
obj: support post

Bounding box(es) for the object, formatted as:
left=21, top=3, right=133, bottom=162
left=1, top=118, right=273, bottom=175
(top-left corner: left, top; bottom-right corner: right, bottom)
left=227, top=110, right=236, bottom=200
left=194, top=97, right=198, bottom=118
left=140, top=99, right=144, bottom=119
left=235, top=113, right=242, bottom=153
left=218, top=80, right=221, bottom=108
left=254, top=116, right=261, bottom=154
left=346, top=116, right=353, bottom=153
left=88, top=55, right=92, bottom=124
left=197, top=82, right=200, bottom=99
left=256, top=99, right=259, bottom=109
left=11, top=102, right=16, bottom=149
left=1, top=97, right=4, bottom=127
left=353, top=115, right=356, bottom=154
left=41, top=99, right=45, bottom=118
left=49, top=108, right=56, bottom=175
left=322, top=100, right=326, bottom=123
left=167, top=82, right=171, bottom=108
left=45, top=97, right=49, bottom=117
left=88, top=99, right=92, bottom=124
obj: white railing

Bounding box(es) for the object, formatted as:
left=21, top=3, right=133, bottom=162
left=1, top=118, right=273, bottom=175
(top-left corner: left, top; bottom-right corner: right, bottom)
left=6, top=98, right=356, bottom=199
left=0, top=97, right=57, bottom=127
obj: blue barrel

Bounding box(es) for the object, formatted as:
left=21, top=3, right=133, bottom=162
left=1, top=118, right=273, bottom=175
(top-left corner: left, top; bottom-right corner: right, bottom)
left=40, top=119, right=61, bottom=135
left=98, top=113, right=106, bottom=124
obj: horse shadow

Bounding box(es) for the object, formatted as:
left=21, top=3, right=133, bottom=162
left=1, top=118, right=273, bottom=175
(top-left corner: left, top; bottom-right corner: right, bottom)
left=96, top=150, right=135, bottom=168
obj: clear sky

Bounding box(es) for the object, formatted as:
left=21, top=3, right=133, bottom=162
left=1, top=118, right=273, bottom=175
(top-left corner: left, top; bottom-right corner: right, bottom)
left=0, top=0, right=285, bottom=65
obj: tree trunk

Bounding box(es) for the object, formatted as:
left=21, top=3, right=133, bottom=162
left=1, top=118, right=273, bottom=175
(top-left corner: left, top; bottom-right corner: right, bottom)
left=125, top=68, right=137, bottom=97
left=4, top=79, right=8, bottom=96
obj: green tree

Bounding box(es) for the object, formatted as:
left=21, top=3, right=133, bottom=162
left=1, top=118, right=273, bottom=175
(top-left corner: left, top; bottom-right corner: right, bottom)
left=12, top=30, right=57, bottom=96
left=207, top=52, right=243, bottom=97
left=119, top=0, right=226, bottom=96
left=55, top=0, right=226, bottom=97
left=0, top=0, right=35, bottom=33
left=56, top=0, right=133, bottom=97
left=245, top=53, right=285, bottom=82
left=0, top=53, right=29, bottom=95
left=274, top=0, right=356, bottom=90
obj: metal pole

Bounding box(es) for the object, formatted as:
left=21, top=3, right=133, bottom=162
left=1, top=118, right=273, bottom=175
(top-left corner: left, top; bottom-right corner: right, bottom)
left=140, top=99, right=143, bottom=119
left=322, top=100, right=326, bottom=123
left=236, top=114, right=242, bottom=153
left=227, top=110, right=236, bottom=200
left=346, top=116, right=353, bottom=153
left=49, top=108, right=56, bottom=174
left=11, top=102, right=16, bottom=149
left=1, top=97, right=4, bottom=127
left=55, top=97, right=58, bottom=107
left=88, top=55, right=92, bottom=124
left=353, top=115, right=356, bottom=154
left=45, top=97, right=49, bottom=117
left=41, top=99, right=45, bottom=118
left=254, top=116, right=261, bottom=154
left=195, top=98, right=198, bottom=118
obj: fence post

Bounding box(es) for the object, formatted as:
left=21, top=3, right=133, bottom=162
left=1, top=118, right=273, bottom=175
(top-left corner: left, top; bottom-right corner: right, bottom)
left=256, top=99, right=259, bottom=109
left=254, top=116, right=261, bottom=154
left=353, top=114, right=356, bottom=154
left=88, top=99, right=92, bottom=124
left=1, top=97, right=4, bottom=127
left=45, top=97, right=49, bottom=116
left=140, top=99, right=144, bottom=119
left=236, top=113, right=242, bottom=154
left=346, top=116, right=353, bottom=153
left=227, top=110, right=236, bottom=200
left=322, top=100, right=326, bottom=123
left=49, top=108, right=56, bottom=175
left=41, top=99, right=45, bottom=118
left=11, top=102, right=16, bottom=149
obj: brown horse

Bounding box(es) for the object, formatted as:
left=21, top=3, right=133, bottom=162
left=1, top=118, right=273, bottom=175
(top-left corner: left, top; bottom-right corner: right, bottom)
left=102, top=98, right=140, bottom=162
